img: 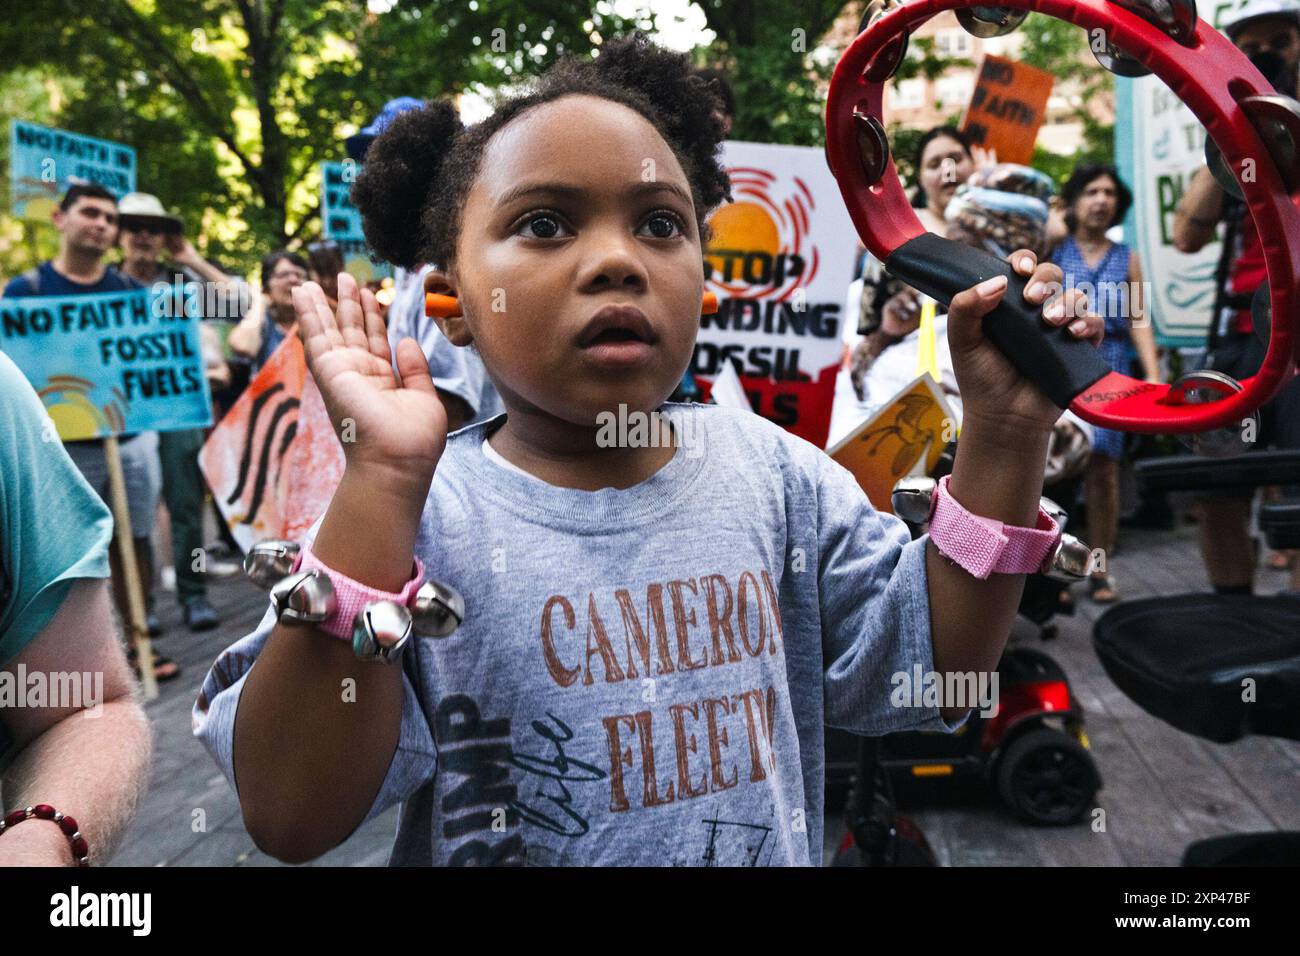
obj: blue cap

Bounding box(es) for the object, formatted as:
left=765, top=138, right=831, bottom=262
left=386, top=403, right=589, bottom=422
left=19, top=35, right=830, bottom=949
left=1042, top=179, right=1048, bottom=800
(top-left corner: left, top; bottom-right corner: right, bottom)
left=345, top=97, right=426, bottom=161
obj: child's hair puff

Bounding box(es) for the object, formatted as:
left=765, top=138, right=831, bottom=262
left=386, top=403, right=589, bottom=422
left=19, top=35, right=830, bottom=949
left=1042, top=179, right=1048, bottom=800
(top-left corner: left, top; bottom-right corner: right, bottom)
left=353, top=32, right=733, bottom=271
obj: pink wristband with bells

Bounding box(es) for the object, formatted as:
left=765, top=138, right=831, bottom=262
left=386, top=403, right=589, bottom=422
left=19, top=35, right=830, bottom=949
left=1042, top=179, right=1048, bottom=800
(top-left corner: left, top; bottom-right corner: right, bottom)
left=927, top=475, right=1060, bottom=580
left=295, top=541, right=425, bottom=640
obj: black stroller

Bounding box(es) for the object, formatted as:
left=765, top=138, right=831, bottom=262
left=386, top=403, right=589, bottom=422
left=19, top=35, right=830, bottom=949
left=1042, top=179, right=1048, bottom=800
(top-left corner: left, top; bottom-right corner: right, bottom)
left=1093, top=449, right=1300, bottom=864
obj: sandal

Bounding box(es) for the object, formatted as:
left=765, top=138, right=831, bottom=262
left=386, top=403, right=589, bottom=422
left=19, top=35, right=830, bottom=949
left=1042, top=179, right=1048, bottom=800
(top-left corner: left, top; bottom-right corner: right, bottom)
left=1088, top=574, right=1119, bottom=604
left=126, top=646, right=182, bottom=683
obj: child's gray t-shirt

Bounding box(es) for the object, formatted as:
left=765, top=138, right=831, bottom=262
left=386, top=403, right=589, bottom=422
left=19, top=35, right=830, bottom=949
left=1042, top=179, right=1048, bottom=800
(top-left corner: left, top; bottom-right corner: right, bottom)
left=194, top=402, right=961, bottom=866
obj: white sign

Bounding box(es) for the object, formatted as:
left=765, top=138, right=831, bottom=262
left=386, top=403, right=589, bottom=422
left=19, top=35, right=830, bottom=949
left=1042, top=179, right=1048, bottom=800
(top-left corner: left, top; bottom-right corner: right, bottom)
left=1115, top=1, right=1256, bottom=346
left=697, top=140, right=860, bottom=448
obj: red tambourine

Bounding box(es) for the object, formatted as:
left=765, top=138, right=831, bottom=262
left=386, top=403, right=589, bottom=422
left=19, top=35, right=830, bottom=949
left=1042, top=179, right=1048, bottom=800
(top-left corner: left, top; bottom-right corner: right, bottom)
left=826, top=0, right=1300, bottom=455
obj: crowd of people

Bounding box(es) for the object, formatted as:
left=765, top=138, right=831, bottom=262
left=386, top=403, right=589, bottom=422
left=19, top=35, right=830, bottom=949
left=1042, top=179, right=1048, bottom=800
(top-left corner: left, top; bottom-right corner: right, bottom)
left=0, top=7, right=1296, bottom=869
left=839, top=0, right=1300, bottom=601
left=0, top=94, right=507, bottom=688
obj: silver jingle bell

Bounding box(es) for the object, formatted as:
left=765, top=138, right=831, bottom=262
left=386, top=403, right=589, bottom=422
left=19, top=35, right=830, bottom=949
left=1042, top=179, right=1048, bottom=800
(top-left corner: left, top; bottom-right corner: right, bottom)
left=853, top=110, right=891, bottom=187
left=244, top=539, right=302, bottom=589
left=412, top=580, right=465, bottom=638
left=270, top=569, right=336, bottom=625
left=891, top=476, right=938, bottom=526
left=352, top=600, right=414, bottom=663
left=858, top=0, right=910, bottom=83
left=1167, top=370, right=1258, bottom=459
left=956, top=6, right=1027, bottom=39
left=1205, top=134, right=1244, bottom=201
left=1092, top=39, right=1151, bottom=78
left=1042, top=533, right=1093, bottom=581
left=1109, top=0, right=1198, bottom=46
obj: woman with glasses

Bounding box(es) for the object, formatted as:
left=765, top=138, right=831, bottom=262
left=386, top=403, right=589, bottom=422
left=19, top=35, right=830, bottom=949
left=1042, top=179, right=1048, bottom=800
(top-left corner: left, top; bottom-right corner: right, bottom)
left=228, top=251, right=310, bottom=375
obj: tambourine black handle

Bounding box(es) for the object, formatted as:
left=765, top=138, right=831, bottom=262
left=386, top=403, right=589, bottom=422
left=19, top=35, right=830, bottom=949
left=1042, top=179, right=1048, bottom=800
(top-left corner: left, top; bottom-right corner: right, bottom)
left=885, top=233, right=1113, bottom=409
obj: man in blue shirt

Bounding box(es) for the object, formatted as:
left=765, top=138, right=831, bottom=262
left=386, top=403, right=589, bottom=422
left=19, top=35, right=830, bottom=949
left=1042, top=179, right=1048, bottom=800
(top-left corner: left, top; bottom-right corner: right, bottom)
left=2, top=185, right=176, bottom=681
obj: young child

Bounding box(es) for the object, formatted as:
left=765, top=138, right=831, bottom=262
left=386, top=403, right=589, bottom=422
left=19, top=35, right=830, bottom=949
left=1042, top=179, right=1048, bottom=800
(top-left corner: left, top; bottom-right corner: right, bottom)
left=194, top=34, right=1102, bottom=866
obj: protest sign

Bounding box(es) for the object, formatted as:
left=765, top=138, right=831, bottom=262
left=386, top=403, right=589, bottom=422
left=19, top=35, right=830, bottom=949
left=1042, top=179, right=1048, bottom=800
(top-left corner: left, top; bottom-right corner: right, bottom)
left=321, top=160, right=364, bottom=242
left=1112, top=0, right=1241, bottom=347
left=0, top=287, right=211, bottom=439
left=694, top=140, right=858, bottom=448
left=959, top=56, right=1053, bottom=166
left=9, top=120, right=137, bottom=221
left=827, top=374, right=955, bottom=515
left=199, top=334, right=344, bottom=551
left=320, top=160, right=393, bottom=280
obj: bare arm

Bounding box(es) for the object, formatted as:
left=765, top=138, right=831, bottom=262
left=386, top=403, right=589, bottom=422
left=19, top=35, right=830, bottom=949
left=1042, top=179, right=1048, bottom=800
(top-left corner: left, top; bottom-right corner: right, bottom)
left=0, top=579, right=150, bottom=866
left=924, top=253, right=1104, bottom=722
left=172, top=244, right=235, bottom=286
left=230, top=275, right=446, bottom=863
left=1127, top=252, right=1161, bottom=382
left=927, top=421, right=1047, bottom=722
left=850, top=287, right=919, bottom=400
left=227, top=295, right=266, bottom=358
left=1046, top=201, right=1068, bottom=251
left=1173, top=166, right=1224, bottom=253
left=232, top=467, right=428, bottom=863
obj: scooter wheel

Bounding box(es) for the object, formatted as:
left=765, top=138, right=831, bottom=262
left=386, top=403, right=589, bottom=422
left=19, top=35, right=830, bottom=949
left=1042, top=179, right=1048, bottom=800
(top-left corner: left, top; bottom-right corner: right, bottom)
left=996, top=727, right=1099, bottom=825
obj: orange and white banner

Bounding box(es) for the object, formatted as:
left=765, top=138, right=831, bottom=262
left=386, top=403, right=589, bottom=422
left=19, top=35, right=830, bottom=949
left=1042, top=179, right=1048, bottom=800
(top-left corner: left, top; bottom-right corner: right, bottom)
left=199, top=336, right=344, bottom=551
left=694, top=140, right=860, bottom=449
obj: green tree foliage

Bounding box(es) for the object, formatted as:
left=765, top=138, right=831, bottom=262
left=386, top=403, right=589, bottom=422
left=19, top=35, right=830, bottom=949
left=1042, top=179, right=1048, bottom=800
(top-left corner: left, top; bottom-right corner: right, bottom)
left=694, top=0, right=853, bottom=145
left=2, top=1, right=1106, bottom=280
left=1018, top=12, right=1114, bottom=184
left=0, top=0, right=651, bottom=276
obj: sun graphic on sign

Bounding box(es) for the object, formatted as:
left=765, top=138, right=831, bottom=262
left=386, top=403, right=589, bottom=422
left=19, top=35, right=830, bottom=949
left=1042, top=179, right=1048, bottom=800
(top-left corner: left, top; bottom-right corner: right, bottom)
left=704, top=166, right=820, bottom=303
left=37, top=376, right=127, bottom=440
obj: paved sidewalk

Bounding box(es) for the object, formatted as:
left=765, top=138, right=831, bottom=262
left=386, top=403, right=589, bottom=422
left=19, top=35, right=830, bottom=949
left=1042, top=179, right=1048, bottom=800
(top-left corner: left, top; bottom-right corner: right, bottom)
left=108, top=518, right=1300, bottom=866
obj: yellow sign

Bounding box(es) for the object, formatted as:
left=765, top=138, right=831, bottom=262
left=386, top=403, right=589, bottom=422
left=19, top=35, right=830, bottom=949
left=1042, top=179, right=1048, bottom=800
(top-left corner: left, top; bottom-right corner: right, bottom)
left=826, top=374, right=956, bottom=514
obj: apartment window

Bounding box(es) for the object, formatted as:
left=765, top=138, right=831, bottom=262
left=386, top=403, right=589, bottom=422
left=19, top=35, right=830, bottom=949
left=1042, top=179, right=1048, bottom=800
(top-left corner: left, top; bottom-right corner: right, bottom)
left=935, top=29, right=970, bottom=56
left=936, top=74, right=972, bottom=105
left=890, top=78, right=926, bottom=109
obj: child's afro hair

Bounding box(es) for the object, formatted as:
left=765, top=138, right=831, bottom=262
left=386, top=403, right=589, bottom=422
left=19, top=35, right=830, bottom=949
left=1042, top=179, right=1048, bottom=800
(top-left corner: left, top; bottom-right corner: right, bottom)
left=352, top=32, right=734, bottom=271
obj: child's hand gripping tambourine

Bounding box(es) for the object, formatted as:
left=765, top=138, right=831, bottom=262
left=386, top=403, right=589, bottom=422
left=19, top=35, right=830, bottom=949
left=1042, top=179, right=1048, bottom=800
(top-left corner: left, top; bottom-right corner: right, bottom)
left=826, top=0, right=1300, bottom=455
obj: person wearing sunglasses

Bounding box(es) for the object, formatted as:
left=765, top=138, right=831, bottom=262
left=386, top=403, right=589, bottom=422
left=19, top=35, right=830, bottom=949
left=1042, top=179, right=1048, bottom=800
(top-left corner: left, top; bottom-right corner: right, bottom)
left=118, top=192, right=248, bottom=636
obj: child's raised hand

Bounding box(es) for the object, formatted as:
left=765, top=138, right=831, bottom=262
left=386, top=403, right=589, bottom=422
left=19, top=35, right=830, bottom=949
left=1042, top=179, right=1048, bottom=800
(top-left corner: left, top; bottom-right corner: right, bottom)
left=946, top=250, right=1104, bottom=434
left=293, top=272, right=449, bottom=490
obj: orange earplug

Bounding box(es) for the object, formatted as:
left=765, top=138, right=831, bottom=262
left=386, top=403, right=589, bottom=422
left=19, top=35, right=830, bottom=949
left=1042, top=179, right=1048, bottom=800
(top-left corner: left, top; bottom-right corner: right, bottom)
left=425, top=293, right=463, bottom=318
left=701, top=291, right=718, bottom=315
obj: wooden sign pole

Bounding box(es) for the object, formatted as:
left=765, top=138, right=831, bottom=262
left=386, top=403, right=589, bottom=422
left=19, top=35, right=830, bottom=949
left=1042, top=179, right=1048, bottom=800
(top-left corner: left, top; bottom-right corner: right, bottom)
left=103, top=436, right=158, bottom=701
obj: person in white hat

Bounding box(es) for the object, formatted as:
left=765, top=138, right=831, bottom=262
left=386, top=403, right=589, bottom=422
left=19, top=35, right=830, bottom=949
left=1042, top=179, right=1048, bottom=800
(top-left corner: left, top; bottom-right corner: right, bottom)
left=117, top=192, right=250, bottom=633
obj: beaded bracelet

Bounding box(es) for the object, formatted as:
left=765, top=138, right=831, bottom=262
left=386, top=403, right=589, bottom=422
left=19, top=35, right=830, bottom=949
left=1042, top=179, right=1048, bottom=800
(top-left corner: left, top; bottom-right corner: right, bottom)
left=0, top=805, right=89, bottom=866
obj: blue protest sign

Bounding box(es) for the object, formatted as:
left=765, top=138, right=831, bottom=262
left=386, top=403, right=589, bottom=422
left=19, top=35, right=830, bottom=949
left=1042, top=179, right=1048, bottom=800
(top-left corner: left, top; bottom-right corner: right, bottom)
left=9, top=120, right=137, bottom=221
left=321, top=160, right=364, bottom=242
left=0, top=287, right=212, bottom=439
left=320, top=160, right=392, bottom=279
